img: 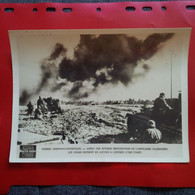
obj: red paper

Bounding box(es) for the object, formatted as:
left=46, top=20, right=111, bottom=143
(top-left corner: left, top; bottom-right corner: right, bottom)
left=0, top=1, right=195, bottom=194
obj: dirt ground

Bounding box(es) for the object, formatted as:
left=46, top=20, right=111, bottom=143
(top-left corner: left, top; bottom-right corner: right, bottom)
left=18, top=104, right=181, bottom=145
left=18, top=104, right=139, bottom=145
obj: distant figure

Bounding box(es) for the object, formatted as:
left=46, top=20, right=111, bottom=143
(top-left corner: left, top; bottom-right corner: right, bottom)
left=37, top=96, right=48, bottom=114
left=140, top=120, right=162, bottom=143
left=34, top=107, right=42, bottom=120
left=37, top=96, right=44, bottom=109
left=152, top=93, right=172, bottom=123
left=27, top=101, right=34, bottom=115
left=53, top=99, right=62, bottom=113
left=42, top=99, right=48, bottom=113
left=44, top=97, right=53, bottom=112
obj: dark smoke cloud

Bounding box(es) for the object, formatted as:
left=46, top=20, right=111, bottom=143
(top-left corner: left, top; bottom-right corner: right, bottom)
left=35, top=43, right=67, bottom=94
left=20, top=90, right=32, bottom=105
left=141, top=33, right=174, bottom=60
left=51, top=82, right=66, bottom=92
left=68, top=81, right=88, bottom=99
left=33, top=33, right=174, bottom=99
left=58, top=33, right=174, bottom=98
left=49, top=43, right=67, bottom=60
left=59, top=35, right=141, bottom=85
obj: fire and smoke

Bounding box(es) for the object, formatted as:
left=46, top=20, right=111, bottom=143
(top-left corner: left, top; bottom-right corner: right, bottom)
left=20, top=33, right=174, bottom=104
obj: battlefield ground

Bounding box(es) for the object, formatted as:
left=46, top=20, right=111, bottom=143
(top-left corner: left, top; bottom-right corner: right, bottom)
left=17, top=104, right=141, bottom=145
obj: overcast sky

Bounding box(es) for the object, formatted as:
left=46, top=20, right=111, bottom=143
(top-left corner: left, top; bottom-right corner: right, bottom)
left=14, top=29, right=187, bottom=102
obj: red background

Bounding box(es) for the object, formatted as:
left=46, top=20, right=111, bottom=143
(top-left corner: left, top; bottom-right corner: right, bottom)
left=0, top=1, right=195, bottom=193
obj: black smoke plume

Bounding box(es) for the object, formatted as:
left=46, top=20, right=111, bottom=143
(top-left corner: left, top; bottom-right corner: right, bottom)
left=49, top=43, right=67, bottom=60
left=68, top=81, right=88, bottom=99
left=34, top=33, right=174, bottom=99
left=51, top=82, right=66, bottom=92
left=35, top=43, right=67, bottom=94
left=58, top=33, right=174, bottom=98
left=20, top=90, right=32, bottom=105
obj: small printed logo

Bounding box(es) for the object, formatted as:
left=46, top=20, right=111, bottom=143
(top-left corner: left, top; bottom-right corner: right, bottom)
left=19, top=145, right=36, bottom=158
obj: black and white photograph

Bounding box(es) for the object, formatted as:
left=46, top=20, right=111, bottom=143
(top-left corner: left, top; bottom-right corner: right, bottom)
left=9, top=29, right=190, bottom=162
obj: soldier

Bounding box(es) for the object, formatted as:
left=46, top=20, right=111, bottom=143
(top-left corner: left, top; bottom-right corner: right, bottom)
left=139, top=120, right=162, bottom=143
left=53, top=99, right=62, bottom=113
left=37, top=96, right=44, bottom=109
left=152, top=93, right=172, bottom=123
left=27, top=101, right=34, bottom=115
left=34, top=107, right=42, bottom=120
left=44, top=97, right=52, bottom=111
